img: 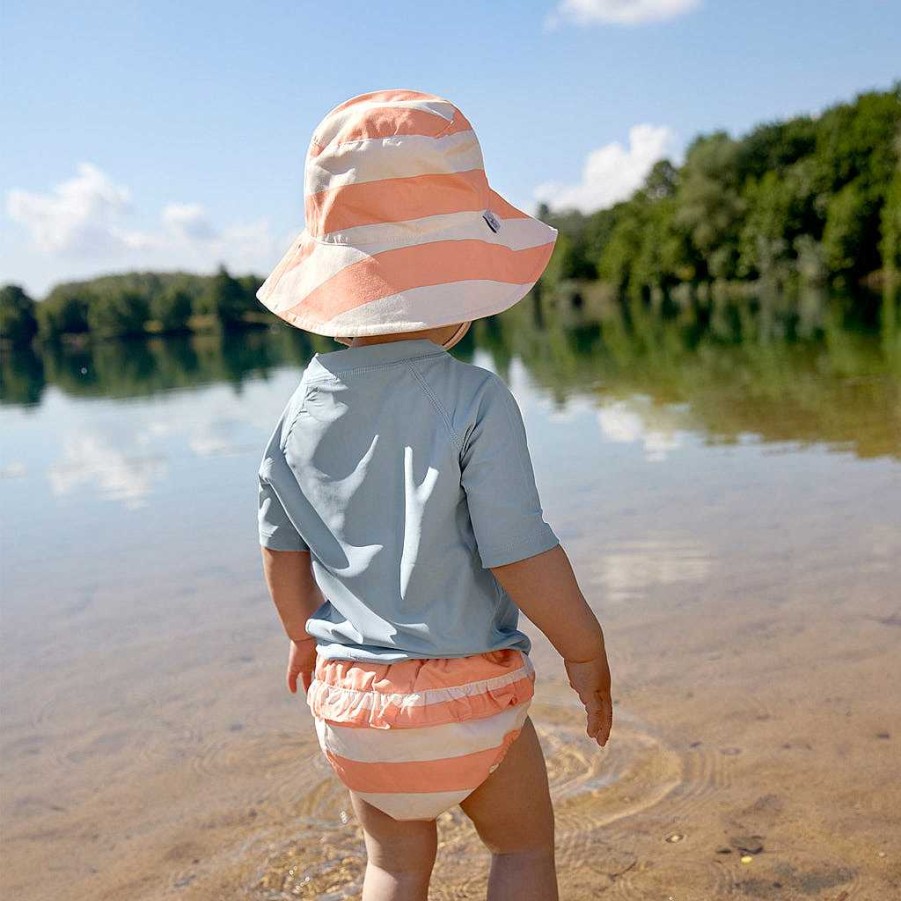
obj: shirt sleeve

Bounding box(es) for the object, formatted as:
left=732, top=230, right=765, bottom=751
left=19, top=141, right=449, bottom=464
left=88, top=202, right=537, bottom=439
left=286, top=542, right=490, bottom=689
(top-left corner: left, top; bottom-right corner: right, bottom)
left=459, top=375, right=560, bottom=569
left=258, top=472, right=309, bottom=551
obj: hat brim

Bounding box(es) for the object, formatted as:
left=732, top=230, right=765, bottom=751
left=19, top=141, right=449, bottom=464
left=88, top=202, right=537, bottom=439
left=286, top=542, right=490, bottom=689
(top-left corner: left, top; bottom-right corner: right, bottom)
left=256, top=187, right=558, bottom=337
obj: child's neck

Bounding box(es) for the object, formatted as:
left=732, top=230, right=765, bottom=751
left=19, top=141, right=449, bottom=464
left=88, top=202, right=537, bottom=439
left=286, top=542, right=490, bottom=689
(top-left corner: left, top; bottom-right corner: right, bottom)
left=344, top=322, right=467, bottom=349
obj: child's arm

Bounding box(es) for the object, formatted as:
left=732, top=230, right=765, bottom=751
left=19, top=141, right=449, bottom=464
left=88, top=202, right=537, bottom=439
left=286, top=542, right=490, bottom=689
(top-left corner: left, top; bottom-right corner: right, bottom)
left=259, top=547, right=325, bottom=642
left=489, top=544, right=613, bottom=747
left=260, top=547, right=325, bottom=694
left=457, top=375, right=612, bottom=747
left=258, top=466, right=325, bottom=693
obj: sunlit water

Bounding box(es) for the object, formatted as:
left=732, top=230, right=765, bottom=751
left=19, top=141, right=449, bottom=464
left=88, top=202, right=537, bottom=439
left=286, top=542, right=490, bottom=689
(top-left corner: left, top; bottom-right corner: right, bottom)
left=2, top=291, right=899, bottom=899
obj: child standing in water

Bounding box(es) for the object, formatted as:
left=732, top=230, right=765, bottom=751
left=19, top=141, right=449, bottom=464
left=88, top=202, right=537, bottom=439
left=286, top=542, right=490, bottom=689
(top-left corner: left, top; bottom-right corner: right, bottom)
left=257, top=89, right=612, bottom=901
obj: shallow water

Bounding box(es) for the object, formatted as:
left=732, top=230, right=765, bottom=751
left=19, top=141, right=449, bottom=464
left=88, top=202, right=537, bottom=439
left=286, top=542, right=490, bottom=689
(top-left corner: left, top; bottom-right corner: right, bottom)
left=2, top=291, right=900, bottom=899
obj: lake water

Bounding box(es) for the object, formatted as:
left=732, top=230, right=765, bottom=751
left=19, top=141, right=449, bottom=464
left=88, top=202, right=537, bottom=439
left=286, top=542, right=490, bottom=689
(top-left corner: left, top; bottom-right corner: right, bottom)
left=2, top=290, right=900, bottom=899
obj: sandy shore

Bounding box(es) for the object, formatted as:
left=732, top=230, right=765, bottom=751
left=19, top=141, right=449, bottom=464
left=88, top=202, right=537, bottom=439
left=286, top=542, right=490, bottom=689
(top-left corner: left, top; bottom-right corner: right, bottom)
left=3, top=356, right=899, bottom=900
left=4, top=519, right=898, bottom=900
left=195, top=542, right=901, bottom=901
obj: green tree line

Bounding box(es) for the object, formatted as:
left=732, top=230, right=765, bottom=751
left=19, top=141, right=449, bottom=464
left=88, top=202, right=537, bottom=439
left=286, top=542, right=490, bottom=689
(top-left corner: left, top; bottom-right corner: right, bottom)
left=2, top=290, right=896, bottom=461
left=0, top=266, right=266, bottom=348
left=538, top=84, right=900, bottom=299
left=3, top=85, right=899, bottom=350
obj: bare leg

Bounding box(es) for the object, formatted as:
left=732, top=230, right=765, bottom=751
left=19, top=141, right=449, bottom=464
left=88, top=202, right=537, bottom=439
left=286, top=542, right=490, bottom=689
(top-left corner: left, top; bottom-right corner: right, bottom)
left=348, top=792, right=438, bottom=901
left=460, top=715, right=558, bottom=901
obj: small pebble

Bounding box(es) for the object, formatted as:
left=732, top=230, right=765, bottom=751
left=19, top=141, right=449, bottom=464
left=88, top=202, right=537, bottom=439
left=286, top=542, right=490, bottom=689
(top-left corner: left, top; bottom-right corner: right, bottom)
left=740, top=855, right=753, bottom=864
left=665, top=832, right=684, bottom=843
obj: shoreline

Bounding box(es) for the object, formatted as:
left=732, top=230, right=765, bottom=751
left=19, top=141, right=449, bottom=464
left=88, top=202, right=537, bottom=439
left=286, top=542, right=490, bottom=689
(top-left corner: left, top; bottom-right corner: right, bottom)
left=4, top=542, right=898, bottom=899
left=3, top=333, right=899, bottom=900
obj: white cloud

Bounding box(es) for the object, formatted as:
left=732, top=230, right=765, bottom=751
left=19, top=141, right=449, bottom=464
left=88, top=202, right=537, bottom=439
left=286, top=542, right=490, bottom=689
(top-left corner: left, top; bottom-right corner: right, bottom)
left=6, top=163, right=147, bottom=255
left=5, top=162, right=289, bottom=280
left=546, top=0, right=701, bottom=28
left=534, top=124, right=675, bottom=213
left=48, top=431, right=167, bottom=508
left=44, top=376, right=295, bottom=510
left=596, top=398, right=686, bottom=462
left=161, top=202, right=217, bottom=241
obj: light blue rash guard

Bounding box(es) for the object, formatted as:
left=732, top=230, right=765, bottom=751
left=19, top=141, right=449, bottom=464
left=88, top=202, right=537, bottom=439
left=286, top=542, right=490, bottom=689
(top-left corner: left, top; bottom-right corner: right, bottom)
left=257, top=337, right=560, bottom=662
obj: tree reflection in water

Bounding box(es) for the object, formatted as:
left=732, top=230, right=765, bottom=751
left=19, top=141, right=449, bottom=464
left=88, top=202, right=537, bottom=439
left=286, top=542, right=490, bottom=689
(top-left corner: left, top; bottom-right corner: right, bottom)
left=2, top=284, right=898, bottom=460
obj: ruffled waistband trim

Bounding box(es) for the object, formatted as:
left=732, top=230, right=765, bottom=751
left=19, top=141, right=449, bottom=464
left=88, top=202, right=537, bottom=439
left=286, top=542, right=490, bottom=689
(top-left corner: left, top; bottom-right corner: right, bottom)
left=307, top=651, right=535, bottom=730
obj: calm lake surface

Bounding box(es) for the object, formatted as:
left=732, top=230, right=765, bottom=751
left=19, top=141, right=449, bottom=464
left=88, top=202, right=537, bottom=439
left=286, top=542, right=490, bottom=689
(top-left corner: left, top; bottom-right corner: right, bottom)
left=2, top=289, right=900, bottom=899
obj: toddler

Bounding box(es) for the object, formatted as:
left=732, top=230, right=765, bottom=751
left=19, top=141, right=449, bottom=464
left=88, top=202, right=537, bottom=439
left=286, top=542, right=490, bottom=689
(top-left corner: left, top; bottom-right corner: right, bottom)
left=257, top=89, right=612, bottom=901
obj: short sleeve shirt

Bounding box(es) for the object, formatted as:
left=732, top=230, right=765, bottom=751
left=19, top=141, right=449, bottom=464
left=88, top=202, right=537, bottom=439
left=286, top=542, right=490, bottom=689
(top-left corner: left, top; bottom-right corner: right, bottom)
left=257, top=337, right=560, bottom=663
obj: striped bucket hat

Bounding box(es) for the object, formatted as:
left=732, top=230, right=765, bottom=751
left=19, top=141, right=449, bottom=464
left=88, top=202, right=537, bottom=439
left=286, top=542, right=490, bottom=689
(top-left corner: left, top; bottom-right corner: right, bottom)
left=256, top=88, right=559, bottom=339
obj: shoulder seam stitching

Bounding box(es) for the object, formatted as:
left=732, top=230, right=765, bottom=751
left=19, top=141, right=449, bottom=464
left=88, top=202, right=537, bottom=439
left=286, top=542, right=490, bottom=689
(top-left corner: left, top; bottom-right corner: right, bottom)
left=407, top=359, right=463, bottom=454
left=281, top=383, right=310, bottom=450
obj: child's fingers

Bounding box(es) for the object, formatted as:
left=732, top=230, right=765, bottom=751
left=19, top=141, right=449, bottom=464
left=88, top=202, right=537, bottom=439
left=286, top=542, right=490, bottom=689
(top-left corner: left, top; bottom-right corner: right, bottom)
left=585, top=696, right=612, bottom=746
left=565, top=669, right=613, bottom=746
left=592, top=713, right=611, bottom=746
left=286, top=667, right=298, bottom=694
left=595, top=700, right=613, bottom=747
left=586, top=707, right=602, bottom=737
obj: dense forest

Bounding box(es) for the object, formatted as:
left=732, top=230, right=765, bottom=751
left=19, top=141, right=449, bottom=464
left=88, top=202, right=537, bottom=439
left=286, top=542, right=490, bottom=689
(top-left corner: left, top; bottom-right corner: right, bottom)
left=2, top=289, right=897, bottom=462
left=1, top=85, right=898, bottom=349
left=0, top=267, right=265, bottom=348
left=538, top=85, right=900, bottom=298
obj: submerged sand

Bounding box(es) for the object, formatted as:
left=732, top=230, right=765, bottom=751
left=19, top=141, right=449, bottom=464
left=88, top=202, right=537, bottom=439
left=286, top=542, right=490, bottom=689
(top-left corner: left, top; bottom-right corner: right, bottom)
left=3, top=517, right=898, bottom=900
left=3, top=344, right=900, bottom=899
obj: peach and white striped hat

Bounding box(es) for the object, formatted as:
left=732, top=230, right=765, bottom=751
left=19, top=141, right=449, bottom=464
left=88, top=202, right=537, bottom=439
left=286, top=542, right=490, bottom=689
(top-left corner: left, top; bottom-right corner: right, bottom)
left=256, top=88, right=558, bottom=339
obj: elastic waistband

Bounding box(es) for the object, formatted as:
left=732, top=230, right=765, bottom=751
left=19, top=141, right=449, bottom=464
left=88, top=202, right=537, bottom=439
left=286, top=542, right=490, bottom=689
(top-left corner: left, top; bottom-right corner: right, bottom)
left=313, top=648, right=529, bottom=692
left=307, top=648, right=534, bottom=729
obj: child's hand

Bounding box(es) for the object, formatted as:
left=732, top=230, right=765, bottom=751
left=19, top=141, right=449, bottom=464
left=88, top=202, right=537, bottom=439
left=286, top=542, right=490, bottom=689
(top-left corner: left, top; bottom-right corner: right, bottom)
left=287, top=637, right=317, bottom=695
left=564, top=652, right=613, bottom=747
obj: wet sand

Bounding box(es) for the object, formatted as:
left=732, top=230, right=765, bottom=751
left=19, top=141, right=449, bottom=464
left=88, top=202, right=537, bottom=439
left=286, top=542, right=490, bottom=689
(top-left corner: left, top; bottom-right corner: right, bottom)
left=3, top=509, right=899, bottom=900
left=2, top=343, right=900, bottom=899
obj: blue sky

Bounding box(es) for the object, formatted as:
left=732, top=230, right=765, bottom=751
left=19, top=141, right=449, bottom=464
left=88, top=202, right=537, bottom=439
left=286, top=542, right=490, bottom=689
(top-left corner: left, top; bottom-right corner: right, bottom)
left=2, top=0, right=898, bottom=297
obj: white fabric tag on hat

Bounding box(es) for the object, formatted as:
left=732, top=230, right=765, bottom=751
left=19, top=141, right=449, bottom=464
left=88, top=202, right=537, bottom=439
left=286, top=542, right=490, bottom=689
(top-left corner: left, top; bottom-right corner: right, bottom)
left=483, top=210, right=501, bottom=233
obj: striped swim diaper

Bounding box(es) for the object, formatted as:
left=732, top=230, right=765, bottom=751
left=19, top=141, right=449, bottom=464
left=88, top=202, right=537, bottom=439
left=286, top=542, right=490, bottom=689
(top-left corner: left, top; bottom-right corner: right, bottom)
left=306, top=647, right=535, bottom=821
